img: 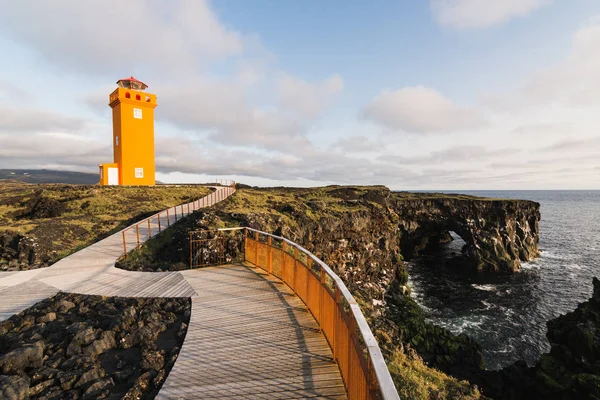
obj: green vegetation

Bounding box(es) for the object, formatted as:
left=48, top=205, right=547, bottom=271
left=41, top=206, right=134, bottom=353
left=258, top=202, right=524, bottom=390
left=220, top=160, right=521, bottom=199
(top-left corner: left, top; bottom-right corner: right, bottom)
left=385, top=345, right=482, bottom=399
left=0, top=181, right=211, bottom=269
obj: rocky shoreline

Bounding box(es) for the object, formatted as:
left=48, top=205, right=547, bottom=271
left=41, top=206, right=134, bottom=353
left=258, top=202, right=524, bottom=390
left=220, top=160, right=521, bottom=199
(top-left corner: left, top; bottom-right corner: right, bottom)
left=0, top=293, right=190, bottom=399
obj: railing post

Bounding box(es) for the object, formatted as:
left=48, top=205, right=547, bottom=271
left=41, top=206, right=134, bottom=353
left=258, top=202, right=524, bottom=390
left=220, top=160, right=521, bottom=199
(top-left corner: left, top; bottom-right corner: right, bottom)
left=319, top=268, right=326, bottom=326
left=333, top=287, right=341, bottom=362
left=347, top=315, right=357, bottom=395
left=166, top=208, right=170, bottom=226
left=244, top=229, right=248, bottom=262
left=367, top=357, right=379, bottom=399
left=306, top=257, right=312, bottom=306
left=189, top=231, right=193, bottom=269
left=174, top=205, right=177, bottom=221
left=135, top=225, right=140, bottom=248
left=158, top=213, right=161, bottom=232
left=293, top=247, right=299, bottom=291
left=282, top=241, right=287, bottom=278
left=267, top=236, right=273, bottom=274
left=122, top=231, right=127, bottom=255
left=188, top=202, right=190, bottom=214
left=254, top=231, right=259, bottom=266
left=147, top=219, right=151, bottom=238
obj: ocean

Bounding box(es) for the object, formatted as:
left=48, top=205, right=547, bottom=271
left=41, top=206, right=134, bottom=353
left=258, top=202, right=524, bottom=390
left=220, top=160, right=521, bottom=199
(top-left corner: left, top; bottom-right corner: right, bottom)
left=406, top=190, right=600, bottom=370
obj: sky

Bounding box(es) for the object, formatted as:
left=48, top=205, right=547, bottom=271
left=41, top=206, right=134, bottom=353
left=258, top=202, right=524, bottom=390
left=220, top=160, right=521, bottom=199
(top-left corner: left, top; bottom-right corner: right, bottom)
left=0, top=0, right=599, bottom=190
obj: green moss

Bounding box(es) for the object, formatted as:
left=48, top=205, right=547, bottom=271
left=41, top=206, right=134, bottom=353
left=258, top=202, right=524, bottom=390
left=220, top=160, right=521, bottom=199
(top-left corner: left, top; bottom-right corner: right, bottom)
left=387, top=347, right=482, bottom=399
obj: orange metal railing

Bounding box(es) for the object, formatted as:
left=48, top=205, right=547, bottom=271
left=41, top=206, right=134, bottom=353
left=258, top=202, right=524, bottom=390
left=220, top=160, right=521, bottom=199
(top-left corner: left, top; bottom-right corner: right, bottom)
left=120, top=182, right=236, bottom=255
left=214, top=227, right=399, bottom=400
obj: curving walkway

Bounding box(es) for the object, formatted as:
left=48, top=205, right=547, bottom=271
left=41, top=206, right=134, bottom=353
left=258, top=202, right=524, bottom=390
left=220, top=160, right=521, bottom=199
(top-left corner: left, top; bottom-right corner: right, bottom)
left=0, top=186, right=347, bottom=399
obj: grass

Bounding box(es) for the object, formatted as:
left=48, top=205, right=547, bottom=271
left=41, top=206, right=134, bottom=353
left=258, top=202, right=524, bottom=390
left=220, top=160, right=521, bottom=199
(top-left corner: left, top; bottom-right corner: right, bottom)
left=0, top=180, right=211, bottom=268
left=385, top=344, right=482, bottom=399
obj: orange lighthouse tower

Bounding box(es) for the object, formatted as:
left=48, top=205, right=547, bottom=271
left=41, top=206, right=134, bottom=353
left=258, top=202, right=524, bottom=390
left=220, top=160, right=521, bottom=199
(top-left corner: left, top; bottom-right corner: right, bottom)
left=99, top=77, right=157, bottom=186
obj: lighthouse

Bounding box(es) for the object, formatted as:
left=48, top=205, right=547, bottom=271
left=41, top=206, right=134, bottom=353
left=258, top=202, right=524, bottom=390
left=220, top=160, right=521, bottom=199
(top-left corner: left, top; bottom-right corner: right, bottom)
left=99, top=77, right=157, bottom=186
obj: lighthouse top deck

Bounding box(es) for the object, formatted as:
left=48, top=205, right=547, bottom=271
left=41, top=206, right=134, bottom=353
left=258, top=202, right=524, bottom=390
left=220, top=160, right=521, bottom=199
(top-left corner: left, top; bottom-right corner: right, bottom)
left=116, top=76, right=148, bottom=91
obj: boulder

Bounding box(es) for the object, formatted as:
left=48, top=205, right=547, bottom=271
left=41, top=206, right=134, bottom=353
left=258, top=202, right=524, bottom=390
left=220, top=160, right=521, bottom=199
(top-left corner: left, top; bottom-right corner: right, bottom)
left=37, top=312, right=56, bottom=323
left=0, top=375, right=30, bottom=400
left=82, top=377, right=114, bottom=399
left=66, top=327, right=97, bottom=356
left=0, top=341, right=45, bottom=374
left=29, top=378, right=55, bottom=396
left=75, top=366, right=105, bottom=389
left=83, top=331, right=116, bottom=357
left=58, top=301, right=76, bottom=313
left=141, top=350, right=164, bottom=371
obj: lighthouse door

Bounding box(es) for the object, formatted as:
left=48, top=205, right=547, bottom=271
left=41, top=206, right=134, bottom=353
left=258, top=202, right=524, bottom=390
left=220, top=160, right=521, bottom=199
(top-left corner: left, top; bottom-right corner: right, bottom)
left=107, top=168, right=119, bottom=185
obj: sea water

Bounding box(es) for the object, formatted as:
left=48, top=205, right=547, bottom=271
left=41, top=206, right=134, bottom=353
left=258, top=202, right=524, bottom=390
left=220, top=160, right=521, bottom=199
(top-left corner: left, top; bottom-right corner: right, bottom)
left=405, top=190, right=600, bottom=370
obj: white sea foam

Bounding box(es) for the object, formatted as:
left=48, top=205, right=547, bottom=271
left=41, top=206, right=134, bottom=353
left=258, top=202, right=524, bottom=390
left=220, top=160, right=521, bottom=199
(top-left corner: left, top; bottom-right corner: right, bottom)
left=520, top=262, right=539, bottom=270
left=471, top=283, right=497, bottom=292
left=539, top=250, right=570, bottom=261
left=481, top=300, right=494, bottom=310
left=431, top=315, right=487, bottom=335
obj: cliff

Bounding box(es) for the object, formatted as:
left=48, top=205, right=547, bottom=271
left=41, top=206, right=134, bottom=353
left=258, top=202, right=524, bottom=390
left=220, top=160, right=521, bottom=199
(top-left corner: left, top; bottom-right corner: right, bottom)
left=393, top=194, right=540, bottom=272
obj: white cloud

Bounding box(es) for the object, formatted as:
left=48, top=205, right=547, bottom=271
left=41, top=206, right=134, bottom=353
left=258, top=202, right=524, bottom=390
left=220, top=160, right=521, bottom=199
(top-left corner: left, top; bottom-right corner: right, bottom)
left=0, top=106, right=86, bottom=133
left=361, top=86, right=486, bottom=134
left=277, top=74, right=344, bottom=118
left=522, top=17, right=600, bottom=106
left=0, top=0, right=243, bottom=75
left=430, top=0, right=550, bottom=29
left=481, top=17, right=600, bottom=116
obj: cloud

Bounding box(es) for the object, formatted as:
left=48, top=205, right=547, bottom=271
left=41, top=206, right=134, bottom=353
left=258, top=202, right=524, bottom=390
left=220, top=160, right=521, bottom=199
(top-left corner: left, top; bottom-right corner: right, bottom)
left=0, top=132, right=110, bottom=171
left=484, top=17, right=600, bottom=112
left=541, top=136, right=600, bottom=152
left=362, top=86, right=487, bottom=134
left=0, top=79, right=29, bottom=102
left=0, top=0, right=242, bottom=76
left=380, top=145, right=516, bottom=165
left=329, top=136, right=380, bottom=153
left=523, top=17, right=600, bottom=106
left=154, top=79, right=313, bottom=153
left=511, top=122, right=574, bottom=136
left=277, top=74, right=344, bottom=118
left=430, top=0, right=550, bottom=30
left=0, top=106, right=86, bottom=133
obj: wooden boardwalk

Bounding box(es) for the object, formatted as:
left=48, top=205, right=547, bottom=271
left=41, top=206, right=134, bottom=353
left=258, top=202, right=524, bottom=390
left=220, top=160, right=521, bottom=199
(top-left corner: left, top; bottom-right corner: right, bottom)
left=0, top=187, right=348, bottom=399
left=159, top=264, right=346, bottom=399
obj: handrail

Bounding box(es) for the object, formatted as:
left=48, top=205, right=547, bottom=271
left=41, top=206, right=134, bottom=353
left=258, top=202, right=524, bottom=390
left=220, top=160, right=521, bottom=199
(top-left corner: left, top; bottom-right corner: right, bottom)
left=219, top=226, right=400, bottom=400
left=121, top=182, right=236, bottom=255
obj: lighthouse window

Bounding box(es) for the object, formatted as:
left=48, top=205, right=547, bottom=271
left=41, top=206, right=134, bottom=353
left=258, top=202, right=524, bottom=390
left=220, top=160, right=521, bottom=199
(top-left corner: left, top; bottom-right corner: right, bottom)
left=135, top=168, right=144, bottom=178
left=133, top=108, right=142, bottom=119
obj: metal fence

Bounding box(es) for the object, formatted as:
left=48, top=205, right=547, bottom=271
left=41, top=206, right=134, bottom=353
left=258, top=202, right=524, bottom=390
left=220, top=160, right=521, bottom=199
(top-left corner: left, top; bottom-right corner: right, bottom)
left=191, top=227, right=399, bottom=400
left=121, top=183, right=236, bottom=255
left=189, top=229, right=244, bottom=267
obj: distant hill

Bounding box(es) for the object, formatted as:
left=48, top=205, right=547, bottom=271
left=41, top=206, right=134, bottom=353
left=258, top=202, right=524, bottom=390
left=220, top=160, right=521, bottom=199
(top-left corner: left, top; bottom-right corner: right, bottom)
left=0, top=169, right=99, bottom=184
